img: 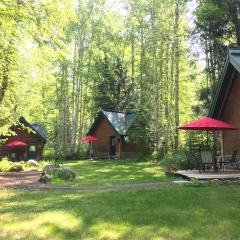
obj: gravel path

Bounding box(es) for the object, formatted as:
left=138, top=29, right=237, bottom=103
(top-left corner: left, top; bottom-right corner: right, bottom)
left=0, top=171, right=174, bottom=191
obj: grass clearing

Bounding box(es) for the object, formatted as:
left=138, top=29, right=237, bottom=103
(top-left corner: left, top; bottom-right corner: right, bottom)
left=51, top=159, right=169, bottom=186
left=1, top=186, right=240, bottom=239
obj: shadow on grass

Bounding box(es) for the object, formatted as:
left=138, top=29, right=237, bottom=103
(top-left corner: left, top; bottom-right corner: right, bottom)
left=54, top=159, right=168, bottom=186
left=1, top=186, right=240, bottom=239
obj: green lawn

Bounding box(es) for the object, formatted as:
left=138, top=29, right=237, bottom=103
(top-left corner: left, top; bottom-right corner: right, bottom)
left=1, top=186, right=240, bottom=239
left=52, top=159, right=168, bottom=186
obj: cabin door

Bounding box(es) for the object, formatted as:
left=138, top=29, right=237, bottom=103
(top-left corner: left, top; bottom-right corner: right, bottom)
left=109, top=136, right=116, bottom=156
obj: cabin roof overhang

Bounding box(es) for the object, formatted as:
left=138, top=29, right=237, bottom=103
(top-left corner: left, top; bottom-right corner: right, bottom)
left=87, top=110, right=137, bottom=136
left=18, top=116, right=46, bottom=143
left=87, top=111, right=120, bottom=136
left=209, top=47, right=240, bottom=119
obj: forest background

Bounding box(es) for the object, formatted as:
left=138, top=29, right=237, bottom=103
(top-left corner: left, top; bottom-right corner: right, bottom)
left=1, top=0, right=240, bottom=159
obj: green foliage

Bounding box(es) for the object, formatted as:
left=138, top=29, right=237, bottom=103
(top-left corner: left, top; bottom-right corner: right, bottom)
left=128, top=110, right=154, bottom=154
left=0, top=158, right=12, bottom=171
left=44, top=164, right=76, bottom=180
left=0, top=158, right=23, bottom=172
left=8, top=162, right=23, bottom=172
left=95, top=55, right=136, bottom=112
left=158, top=151, right=186, bottom=168
left=0, top=0, right=217, bottom=157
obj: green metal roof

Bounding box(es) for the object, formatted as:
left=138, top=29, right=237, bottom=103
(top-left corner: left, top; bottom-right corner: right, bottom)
left=19, top=116, right=46, bottom=143
left=102, top=111, right=136, bottom=135
left=209, top=47, right=240, bottom=118
left=87, top=110, right=137, bottom=136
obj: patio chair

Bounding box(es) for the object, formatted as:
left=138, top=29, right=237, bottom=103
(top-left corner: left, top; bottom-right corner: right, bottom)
left=200, top=151, right=216, bottom=172
left=222, top=150, right=239, bottom=170
left=185, top=151, right=200, bottom=171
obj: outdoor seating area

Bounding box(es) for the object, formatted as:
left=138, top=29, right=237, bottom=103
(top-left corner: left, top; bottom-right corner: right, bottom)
left=177, top=116, right=240, bottom=180
left=185, top=149, right=240, bottom=173
left=176, top=169, right=240, bottom=180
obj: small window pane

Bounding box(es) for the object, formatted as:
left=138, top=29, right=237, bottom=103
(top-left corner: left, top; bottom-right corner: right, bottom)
left=29, top=145, right=36, bottom=152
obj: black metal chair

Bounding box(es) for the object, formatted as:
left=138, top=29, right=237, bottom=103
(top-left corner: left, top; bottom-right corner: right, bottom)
left=200, top=151, right=216, bottom=172
left=185, top=151, right=200, bottom=171
left=222, top=150, right=239, bottom=170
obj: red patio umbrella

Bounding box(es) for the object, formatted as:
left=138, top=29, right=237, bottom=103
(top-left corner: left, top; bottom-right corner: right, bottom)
left=80, top=135, right=99, bottom=142
left=5, top=140, right=28, bottom=147
left=5, top=140, right=28, bottom=161
left=178, top=117, right=238, bottom=131
left=80, top=135, right=99, bottom=159
left=178, top=117, right=239, bottom=169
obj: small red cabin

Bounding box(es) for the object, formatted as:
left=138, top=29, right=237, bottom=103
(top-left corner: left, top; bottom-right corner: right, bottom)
left=0, top=116, right=46, bottom=161
left=87, top=110, right=139, bottom=158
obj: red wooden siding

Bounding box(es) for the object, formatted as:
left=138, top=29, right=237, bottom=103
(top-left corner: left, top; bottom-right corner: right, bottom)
left=0, top=126, right=45, bottom=160
left=91, top=117, right=139, bottom=158
left=92, top=117, right=119, bottom=154
left=222, top=74, right=240, bottom=155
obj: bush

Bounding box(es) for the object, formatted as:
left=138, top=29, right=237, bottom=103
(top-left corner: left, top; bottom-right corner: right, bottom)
left=9, top=162, right=23, bottom=172
left=0, top=158, right=12, bottom=172
left=159, top=151, right=186, bottom=170
left=43, top=164, right=76, bottom=181
left=0, top=158, right=23, bottom=172
left=43, top=163, right=60, bottom=173
left=55, top=167, right=76, bottom=180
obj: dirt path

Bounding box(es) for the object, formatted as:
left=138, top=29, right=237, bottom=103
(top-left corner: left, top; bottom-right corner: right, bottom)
left=0, top=171, right=175, bottom=191
left=0, top=170, right=44, bottom=188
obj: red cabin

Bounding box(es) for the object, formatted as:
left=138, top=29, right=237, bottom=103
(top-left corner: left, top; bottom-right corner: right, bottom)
left=210, top=47, right=240, bottom=157
left=87, top=110, right=139, bottom=158
left=0, top=116, right=46, bottom=161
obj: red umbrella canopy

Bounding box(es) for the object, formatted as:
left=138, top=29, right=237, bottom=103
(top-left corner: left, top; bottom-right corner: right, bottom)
left=80, top=135, right=99, bottom=142
left=178, top=117, right=239, bottom=131
left=5, top=140, right=28, bottom=147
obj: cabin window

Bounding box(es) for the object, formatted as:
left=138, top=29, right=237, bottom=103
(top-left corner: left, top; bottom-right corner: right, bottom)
left=123, top=136, right=129, bottom=143
left=29, top=144, right=36, bottom=152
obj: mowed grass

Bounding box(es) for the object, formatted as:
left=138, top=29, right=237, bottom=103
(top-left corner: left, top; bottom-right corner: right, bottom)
left=1, top=186, right=240, bottom=240
left=52, top=159, right=168, bottom=186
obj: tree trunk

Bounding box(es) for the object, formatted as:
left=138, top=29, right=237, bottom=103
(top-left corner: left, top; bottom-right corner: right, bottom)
left=174, top=1, right=180, bottom=150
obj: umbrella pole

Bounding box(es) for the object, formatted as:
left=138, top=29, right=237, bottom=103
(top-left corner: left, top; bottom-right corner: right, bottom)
left=220, top=130, right=224, bottom=169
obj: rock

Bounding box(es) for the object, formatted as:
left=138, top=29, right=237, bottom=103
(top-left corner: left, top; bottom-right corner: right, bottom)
left=42, top=161, right=49, bottom=168
left=173, top=180, right=190, bottom=185
left=223, top=180, right=234, bottom=185
left=210, top=179, right=223, bottom=185
left=43, top=163, right=60, bottom=173
left=26, top=159, right=39, bottom=167
left=39, top=173, right=52, bottom=183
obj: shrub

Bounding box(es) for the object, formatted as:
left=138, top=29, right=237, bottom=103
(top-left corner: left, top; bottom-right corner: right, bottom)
left=43, top=163, right=60, bottom=173
left=43, top=164, right=76, bottom=181
left=0, top=158, right=24, bottom=172
left=159, top=151, right=186, bottom=170
left=8, top=162, right=23, bottom=172
left=0, top=158, right=12, bottom=172
left=55, top=167, right=76, bottom=180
